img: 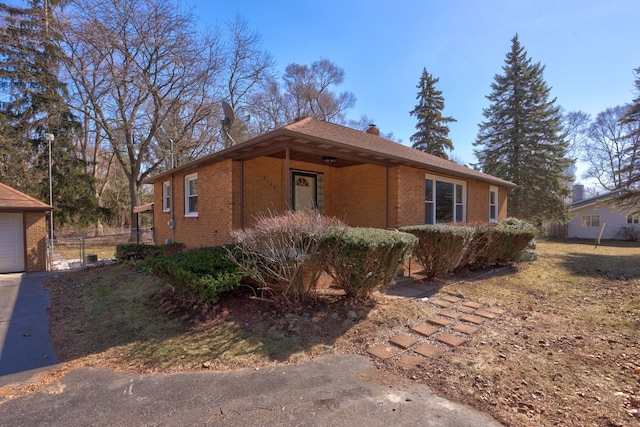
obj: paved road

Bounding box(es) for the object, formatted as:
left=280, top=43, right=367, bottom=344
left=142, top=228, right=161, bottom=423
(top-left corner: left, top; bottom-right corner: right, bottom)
left=0, top=273, right=502, bottom=426
left=0, top=272, right=58, bottom=385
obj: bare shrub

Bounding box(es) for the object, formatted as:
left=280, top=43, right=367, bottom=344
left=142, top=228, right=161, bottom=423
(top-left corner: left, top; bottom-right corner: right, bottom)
left=230, top=210, right=346, bottom=304
left=616, top=226, right=640, bottom=241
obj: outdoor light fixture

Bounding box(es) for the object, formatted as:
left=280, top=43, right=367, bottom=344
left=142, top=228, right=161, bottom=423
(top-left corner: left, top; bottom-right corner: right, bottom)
left=322, top=156, right=337, bottom=164
left=45, top=133, right=55, bottom=268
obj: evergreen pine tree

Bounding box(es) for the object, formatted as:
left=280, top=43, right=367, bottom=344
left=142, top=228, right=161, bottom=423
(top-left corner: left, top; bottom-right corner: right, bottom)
left=473, top=35, right=571, bottom=223
left=0, top=1, right=102, bottom=227
left=409, top=68, right=456, bottom=159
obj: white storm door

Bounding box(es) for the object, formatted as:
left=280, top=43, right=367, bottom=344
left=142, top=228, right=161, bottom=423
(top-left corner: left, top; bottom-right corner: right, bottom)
left=292, top=172, right=317, bottom=211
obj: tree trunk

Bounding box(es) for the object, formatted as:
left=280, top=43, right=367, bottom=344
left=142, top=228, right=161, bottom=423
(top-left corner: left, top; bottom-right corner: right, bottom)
left=129, top=178, right=138, bottom=242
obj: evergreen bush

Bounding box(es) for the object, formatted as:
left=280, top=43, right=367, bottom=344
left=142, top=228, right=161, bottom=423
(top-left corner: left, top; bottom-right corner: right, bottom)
left=115, top=243, right=162, bottom=261
left=324, top=228, right=417, bottom=297
left=400, top=225, right=474, bottom=278
left=149, top=245, right=246, bottom=304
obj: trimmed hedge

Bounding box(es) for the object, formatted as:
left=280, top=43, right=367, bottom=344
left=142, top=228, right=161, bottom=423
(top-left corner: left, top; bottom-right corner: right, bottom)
left=148, top=245, right=246, bottom=304
left=459, top=225, right=536, bottom=268
left=400, top=225, right=474, bottom=279
left=115, top=243, right=162, bottom=261
left=324, top=227, right=417, bottom=297
left=483, top=227, right=536, bottom=266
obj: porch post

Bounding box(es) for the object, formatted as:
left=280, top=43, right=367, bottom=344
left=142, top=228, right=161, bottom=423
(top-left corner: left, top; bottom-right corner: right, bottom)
left=285, top=146, right=291, bottom=210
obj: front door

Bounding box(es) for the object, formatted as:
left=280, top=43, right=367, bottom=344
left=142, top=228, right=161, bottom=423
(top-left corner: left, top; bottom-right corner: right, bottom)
left=292, top=172, right=317, bottom=211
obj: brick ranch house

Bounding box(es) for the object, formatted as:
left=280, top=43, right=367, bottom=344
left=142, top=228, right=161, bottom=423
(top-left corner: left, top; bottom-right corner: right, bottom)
left=142, top=117, right=517, bottom=248
left=0, top=182, right=51, bottom=273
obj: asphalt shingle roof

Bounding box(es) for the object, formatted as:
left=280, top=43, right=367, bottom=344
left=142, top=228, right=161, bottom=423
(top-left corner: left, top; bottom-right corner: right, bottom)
left=0, top=182, right=51, bottom=211
left=144, top=117, right=517, bottom=188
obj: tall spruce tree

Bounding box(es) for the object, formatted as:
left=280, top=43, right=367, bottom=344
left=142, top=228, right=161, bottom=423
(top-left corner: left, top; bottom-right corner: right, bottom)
left=616, top=66, right=640, bottom=215
left=0, top=0, right=102, bottom=228
left=473, top=35, right=571, bottom=223
left=409, top=68, right=456, bottom=159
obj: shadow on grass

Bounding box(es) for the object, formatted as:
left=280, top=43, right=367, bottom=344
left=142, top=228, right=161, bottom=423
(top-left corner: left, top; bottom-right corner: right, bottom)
left=560, top=253, right=640, bottom=280
left=545, top=237, right=640, bottom=249
left=44, top=263, right=374, bottom=372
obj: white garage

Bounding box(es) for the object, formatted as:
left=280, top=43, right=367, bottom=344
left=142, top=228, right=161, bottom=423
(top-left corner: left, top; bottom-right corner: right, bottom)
left=0, top=213, right=25, bottom=273
left=0, top=182, right=51, bottom=273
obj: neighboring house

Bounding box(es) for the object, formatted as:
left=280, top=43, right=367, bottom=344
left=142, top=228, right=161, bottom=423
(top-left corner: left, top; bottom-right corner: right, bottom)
left=566, top=185, right=638, bottom=240
left=0, top=182, right=51, bottom=273
left=142, top=117, right=517, bottom=248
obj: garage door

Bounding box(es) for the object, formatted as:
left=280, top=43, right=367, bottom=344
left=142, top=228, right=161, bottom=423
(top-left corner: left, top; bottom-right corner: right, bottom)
left=0, top=213, right=25, bottom=273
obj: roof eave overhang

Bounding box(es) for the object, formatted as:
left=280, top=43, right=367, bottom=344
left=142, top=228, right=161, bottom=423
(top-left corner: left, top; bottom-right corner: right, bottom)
left=0, top=206, right=52, bottom=212
left=142, top=128, right=518, bottom=188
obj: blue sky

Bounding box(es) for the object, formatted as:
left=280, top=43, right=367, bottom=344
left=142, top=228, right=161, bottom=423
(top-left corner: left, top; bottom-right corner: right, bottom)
left=181, top=0, right=638, bottom=179
left=175, top=2, right=640, bottom=185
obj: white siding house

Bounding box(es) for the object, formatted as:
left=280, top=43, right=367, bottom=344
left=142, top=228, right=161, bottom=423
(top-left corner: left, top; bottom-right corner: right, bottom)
left=567, top=188, right=639, bottom=240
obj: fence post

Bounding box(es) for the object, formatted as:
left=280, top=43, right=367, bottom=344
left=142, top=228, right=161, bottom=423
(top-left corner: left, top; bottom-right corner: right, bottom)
left=81, top=235, right=85, bottom=269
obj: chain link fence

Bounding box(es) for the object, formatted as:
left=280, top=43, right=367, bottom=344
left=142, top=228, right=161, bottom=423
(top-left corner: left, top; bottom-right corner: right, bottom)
left=50, top=228, right=153, bottom=271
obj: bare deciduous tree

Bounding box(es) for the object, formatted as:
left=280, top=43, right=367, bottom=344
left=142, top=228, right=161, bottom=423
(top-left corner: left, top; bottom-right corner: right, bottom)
left=59, top=0, right=224, bottom=229
left=221, top=16, right=275, bottom=145
left=282, top=59, right=356, bottom=124
left=581, top=105, right=639, bottom=191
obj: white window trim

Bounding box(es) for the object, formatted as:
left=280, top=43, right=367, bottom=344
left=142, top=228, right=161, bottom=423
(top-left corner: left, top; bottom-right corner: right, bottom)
left=184, top=172, right=198, bottom=217
left=162, top=181, right=171, bottom=212
left=489, top=185, right=498, bottom=223
left=425, top=173, right=467, bottom=224
left=582, top=214, right=600, bottom=227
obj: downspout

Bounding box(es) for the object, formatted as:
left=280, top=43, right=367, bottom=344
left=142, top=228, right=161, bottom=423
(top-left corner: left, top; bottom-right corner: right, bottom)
left=170, top=139, right=176, bottom=243
left=240, top=160, right=245, bottom=229
left=170, top=173, right=175, bottom=243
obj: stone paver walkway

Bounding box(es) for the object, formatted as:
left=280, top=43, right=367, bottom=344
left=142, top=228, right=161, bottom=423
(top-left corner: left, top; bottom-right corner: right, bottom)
left=367, top=293, right=507, bottom=362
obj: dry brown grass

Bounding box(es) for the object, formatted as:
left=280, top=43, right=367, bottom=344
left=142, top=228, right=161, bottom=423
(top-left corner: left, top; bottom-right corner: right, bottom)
left=419, top=239, right=640, bottom=426
left=15, top=238, right=640, bottom=426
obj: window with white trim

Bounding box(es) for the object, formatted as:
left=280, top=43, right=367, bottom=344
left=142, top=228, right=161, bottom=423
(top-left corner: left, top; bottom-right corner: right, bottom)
left=184, top=173, right=198, bottom=217
left=581, top=215, right=600, bottom=227
left=162, top=181, right=171, bottom=212
left=627, top=216, right=639, bottom=224
left=489, top=186, right=498, bottom=223
left=425, top=175, right=466, bottom=224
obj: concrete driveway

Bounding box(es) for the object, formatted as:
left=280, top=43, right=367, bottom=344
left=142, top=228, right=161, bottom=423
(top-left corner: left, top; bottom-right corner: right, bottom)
left=0, top=272, right=58, bottom=385
left=0, top=273, right=502, bottom=426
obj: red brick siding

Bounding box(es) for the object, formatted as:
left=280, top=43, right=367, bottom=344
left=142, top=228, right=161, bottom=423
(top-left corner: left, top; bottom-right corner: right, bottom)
left=332, top=164, right=388, bottom=228
left=466, top=180, right=508, bottom=223
left=151, top=157, right=511, bottom=248
left=395, top=166, right=426, bottom=227
left=153, top=160, right=235, bottom=249
left=24, top=211, right=47, bottom=272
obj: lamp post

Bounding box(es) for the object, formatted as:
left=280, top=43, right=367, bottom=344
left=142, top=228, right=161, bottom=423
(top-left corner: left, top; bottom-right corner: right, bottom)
left=45, top=133, right=55, bottom=268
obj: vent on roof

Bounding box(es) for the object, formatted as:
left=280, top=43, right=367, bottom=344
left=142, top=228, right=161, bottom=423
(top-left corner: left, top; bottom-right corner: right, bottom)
left=365, top=124, right=380, bottom=136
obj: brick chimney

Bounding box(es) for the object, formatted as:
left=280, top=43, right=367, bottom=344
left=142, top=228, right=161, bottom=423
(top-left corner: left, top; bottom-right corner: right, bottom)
left=572, top=184, right=584, bottom=202
left=365, top=124, right=380, bottom=136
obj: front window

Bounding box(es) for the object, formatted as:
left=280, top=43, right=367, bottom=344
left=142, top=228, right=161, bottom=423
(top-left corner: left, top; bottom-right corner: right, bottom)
left=582, top=215, right=600, bottom=227
left=628, top=216, right=639, bottom=224
left=185, top=173, right=198, bottom=217
left=162, top=181, right=171, bottom=212
left=425, top=175, right=466, bottom=224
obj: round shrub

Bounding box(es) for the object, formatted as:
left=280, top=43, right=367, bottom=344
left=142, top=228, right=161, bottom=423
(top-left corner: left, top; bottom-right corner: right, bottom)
left=323, top=227, right=417, bottom=297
